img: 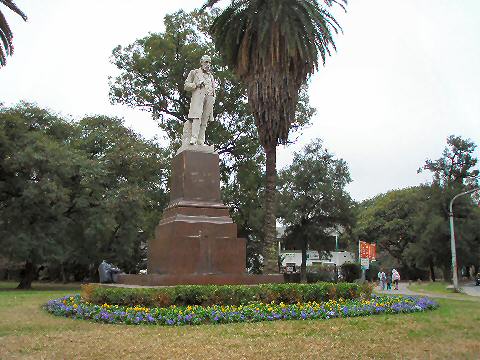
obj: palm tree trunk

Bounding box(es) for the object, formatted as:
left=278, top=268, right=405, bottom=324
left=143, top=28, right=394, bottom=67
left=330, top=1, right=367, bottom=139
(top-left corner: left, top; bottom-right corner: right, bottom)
left=262, top=144, right=278, bottom=273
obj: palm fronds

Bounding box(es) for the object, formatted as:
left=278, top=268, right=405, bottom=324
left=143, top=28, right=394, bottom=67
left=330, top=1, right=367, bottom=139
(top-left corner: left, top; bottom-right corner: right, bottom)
left=207, top=0, right=345, bottom=147
left=0, top=0, right=27, bottom=66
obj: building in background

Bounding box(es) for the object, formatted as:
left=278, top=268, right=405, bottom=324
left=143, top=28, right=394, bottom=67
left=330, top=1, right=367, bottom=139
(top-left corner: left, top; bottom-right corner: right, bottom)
left=277, top=226, right=355, bottom=273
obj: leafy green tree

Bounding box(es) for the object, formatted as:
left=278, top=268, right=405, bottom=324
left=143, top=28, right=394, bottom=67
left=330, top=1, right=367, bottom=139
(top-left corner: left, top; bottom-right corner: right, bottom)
left=414, top=135, right=479, bottom=280
left=68, top=115, right=170, bottom=276
left=0, top=104, right=170, bottom=288
left=0, top=104, right=86, bottom=288
left=355, top=136, right=479, bottom=281
left=278, top=139, right=353, bottom=282
left=0, top=0, right=27, bottom=66
left=204, top=0, right=346, bottom=272
left=109, top=9, right=314, bottom=271
left=354, top=187, right=423, bottom=278
left=419, top=135, right=479, bottom=188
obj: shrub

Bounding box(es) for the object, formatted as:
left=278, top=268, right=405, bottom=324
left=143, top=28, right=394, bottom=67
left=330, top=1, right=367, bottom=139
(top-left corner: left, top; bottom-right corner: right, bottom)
left=82, top=282, right=366, bottom=307
left=341, top=262, right=361, bottom=282
left=283, top=272, right=334, bottom=283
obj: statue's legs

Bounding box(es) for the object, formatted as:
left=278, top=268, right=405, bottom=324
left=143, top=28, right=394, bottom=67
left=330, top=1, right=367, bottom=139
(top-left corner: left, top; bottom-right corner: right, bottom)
left=190, top=118, right=201, bottom=144
left=182, top=120, right=193, bottom=147
left=197, top=95, right=215, bottom=145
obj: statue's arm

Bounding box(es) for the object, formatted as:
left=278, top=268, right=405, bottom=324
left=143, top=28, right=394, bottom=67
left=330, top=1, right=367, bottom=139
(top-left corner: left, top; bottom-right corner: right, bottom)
left=184, top=70, right=197, bottom=92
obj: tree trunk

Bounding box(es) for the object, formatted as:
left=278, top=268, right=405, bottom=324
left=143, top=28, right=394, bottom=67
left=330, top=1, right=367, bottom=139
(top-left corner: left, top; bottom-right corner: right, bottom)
left=429, top=261, right=436, bottom=282
left=300, top=239, right=307, bottom=283
left=442, top=266, right=451, bottom=283
left=17, top=260, right=36, bottom=289
left=61, top=263, right=67, bottom=284
left=262, top=144, right=278, bottom=273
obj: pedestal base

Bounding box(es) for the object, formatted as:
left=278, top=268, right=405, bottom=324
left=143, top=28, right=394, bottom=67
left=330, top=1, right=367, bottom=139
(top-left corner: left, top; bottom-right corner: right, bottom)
left=148, top=150, right=247, bottom=277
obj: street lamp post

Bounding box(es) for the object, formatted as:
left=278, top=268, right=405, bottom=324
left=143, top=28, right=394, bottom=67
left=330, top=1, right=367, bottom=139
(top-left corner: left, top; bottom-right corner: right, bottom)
left=449, top=187, right=479, bottom=292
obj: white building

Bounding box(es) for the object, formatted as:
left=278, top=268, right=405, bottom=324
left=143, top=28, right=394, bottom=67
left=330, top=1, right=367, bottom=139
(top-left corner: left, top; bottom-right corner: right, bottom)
left=279, top=250, right=355, bottom=273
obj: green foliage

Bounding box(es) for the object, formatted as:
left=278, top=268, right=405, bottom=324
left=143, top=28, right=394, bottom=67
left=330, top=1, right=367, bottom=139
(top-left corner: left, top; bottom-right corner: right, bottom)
left=0, top=103, right=170, bottom=286
left=355, top=187, right=422, bottom=268
left=278, top=139, right=354, bottom=280
left=0, top=104, right=84, bottom=270
left=354, top=135, right=479, bottom=280
left=412, top=136, right=479, bottom=279
left=341, top=262, right=361, bottom=283
left=418, top=135, right=479, bottom=188
left=283, top=272, right=335, bottom=283
left=0, top=0, right=27, bottom=66
left=206, top=0, right=345, bottom=147
left=83, top=282, right=365, bottom=307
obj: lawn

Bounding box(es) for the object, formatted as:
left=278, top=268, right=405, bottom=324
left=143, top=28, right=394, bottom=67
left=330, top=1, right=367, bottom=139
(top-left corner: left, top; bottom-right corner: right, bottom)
left=408, top=281, right=471, bottom=298
left=1, top=281, right=479, bottom=359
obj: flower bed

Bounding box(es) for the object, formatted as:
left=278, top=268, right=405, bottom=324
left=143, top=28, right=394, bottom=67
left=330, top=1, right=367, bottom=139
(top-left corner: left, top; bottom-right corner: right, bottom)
left=45, top=295, right=438, bottom=326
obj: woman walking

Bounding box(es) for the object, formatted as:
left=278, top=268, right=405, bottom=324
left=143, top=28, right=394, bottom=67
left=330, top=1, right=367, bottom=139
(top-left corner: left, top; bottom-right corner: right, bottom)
left=392, top=269, right=400, bottom=290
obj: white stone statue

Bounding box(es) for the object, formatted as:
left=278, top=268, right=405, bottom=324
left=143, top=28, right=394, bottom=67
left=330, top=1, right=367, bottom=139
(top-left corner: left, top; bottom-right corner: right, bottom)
left=181, top=55, right=216, bottom=148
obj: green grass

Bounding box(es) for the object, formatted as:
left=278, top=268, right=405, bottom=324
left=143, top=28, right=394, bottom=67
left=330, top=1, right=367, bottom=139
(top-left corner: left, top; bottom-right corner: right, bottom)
left=408, top=281, right=468, bottom=296
left=1, top=281, right=480, bottom=359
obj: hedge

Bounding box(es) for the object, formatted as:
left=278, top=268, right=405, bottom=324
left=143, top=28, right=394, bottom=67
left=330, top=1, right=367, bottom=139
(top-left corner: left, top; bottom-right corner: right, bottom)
left=82, top=282, right=372, bottom=308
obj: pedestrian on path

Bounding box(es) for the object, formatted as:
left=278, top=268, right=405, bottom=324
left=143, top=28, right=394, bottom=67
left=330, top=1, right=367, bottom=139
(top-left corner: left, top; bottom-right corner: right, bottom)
left=392, top=269, right=400, bottom=290
left=378, top=271, right=386, bottom=290
left=386, top=273, right=392, bottom=290
left=377, top=271, right=383, bottom=290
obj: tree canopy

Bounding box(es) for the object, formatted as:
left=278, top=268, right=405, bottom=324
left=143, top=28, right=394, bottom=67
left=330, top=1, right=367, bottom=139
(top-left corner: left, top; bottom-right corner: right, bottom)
left=354, top=135, right=479, bottom=281
left=0, top=103, right=169, bottom=288
left=278, top=139, right=353, bottom=281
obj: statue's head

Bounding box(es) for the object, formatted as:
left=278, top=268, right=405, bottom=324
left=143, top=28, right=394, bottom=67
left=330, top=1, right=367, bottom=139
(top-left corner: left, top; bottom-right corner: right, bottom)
left=200, top=55, right=211, bottom=72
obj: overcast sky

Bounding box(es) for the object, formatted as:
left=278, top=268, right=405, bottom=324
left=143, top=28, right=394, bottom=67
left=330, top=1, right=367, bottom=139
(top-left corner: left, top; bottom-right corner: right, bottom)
left=1, top=0, right=479, bottom=201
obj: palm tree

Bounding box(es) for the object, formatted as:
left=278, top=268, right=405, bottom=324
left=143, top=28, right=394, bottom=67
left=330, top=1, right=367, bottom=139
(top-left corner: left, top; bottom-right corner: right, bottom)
left=0, top=0, right=27, bottom=67
left=202, top=0, right=346, bottom=273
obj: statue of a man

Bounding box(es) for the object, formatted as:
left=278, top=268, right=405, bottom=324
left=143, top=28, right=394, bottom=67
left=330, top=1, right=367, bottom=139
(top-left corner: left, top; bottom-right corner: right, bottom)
left=182, top=55, right=216, bottom=146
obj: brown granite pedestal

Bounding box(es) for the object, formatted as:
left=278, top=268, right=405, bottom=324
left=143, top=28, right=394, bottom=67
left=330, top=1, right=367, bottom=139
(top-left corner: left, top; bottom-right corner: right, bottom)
left=118, top=148, right=283, bottom=286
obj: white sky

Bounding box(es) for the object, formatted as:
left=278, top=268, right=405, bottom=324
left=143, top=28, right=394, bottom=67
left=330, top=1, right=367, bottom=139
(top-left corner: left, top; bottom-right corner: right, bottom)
left=1, top=0, right=479, bottom=201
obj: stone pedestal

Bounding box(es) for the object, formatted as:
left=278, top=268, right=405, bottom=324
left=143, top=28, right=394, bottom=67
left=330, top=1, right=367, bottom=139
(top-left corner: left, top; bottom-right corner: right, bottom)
left=118, top=147, right=283, bottom=286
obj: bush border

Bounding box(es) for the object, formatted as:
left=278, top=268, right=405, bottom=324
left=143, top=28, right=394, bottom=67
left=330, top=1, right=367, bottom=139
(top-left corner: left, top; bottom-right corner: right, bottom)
left=82, top=282, right=373, bottom=307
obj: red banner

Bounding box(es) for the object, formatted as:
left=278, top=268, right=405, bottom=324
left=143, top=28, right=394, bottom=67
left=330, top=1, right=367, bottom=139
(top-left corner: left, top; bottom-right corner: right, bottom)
left=360, top=241, right=376, bottom=261
left=369, top=243, right=376, bottom=261
left=359, top=241, right=369, bottom=259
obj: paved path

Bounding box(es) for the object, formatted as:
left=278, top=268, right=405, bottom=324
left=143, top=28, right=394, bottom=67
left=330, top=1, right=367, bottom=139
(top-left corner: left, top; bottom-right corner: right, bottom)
left=459, top=282, right=480, bottom=297
left=376, top=282, right=417, bottom=296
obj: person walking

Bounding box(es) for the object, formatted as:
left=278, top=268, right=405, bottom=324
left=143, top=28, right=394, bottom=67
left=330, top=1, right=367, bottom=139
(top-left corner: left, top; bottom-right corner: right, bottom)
left=386, top=272, right=392, bottom=290
left=380, top=271, right=387, bottom=290
left=392, top=269, right=400, bottom=290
